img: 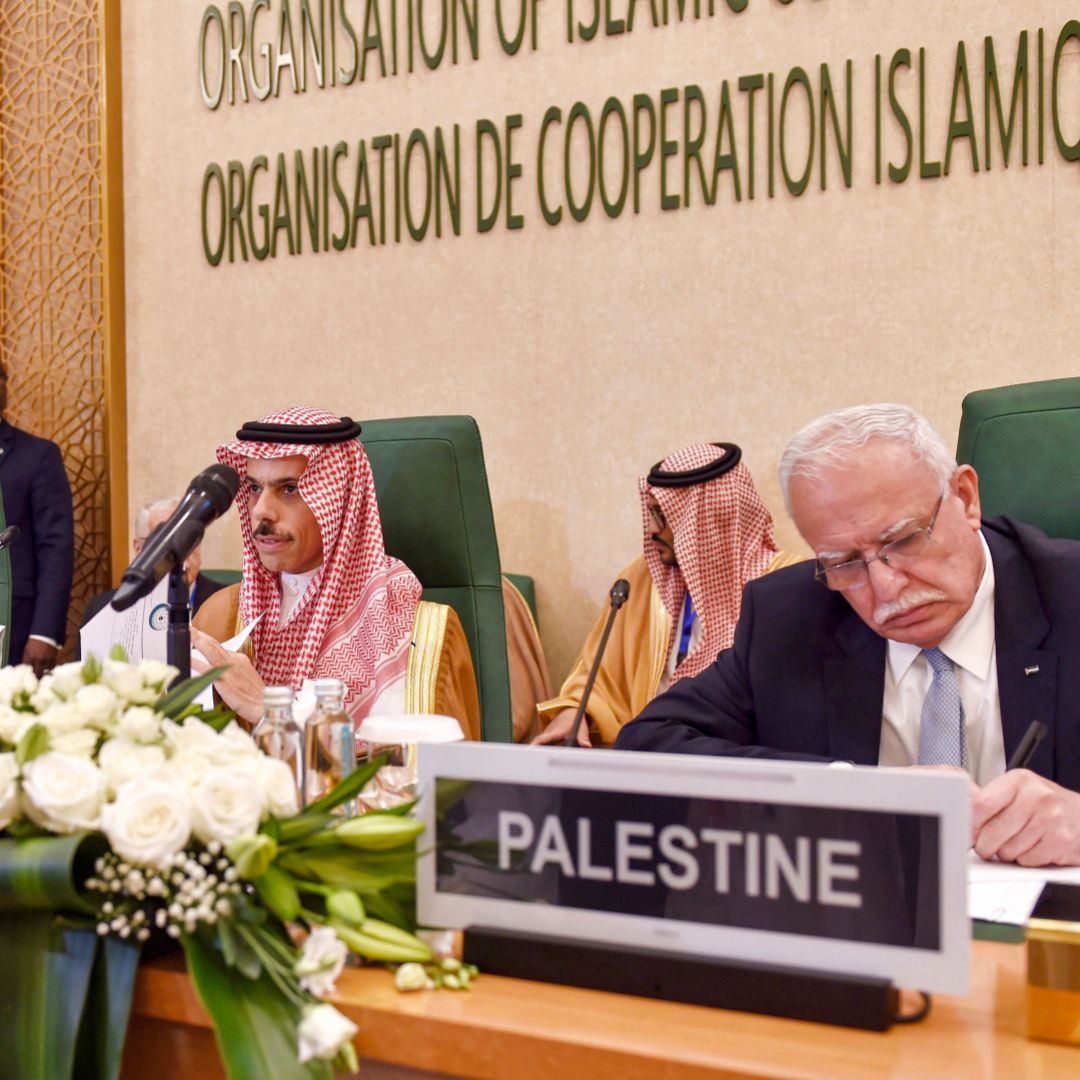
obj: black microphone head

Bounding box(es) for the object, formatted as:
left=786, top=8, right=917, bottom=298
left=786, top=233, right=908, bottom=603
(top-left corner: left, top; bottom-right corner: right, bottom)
left=193, top=464, right=241, bottom=514
left=610, top=579, right=631, bottom=609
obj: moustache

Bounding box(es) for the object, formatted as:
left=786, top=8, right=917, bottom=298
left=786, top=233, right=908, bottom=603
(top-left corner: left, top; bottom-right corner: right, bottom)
left=873, top=588, right=947, bottom=626
left=254, top=521, right=292, bottom=540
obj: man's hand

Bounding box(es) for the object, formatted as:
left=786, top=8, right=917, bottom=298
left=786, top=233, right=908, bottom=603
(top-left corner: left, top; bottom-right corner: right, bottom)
left=971, top=769, right=1080, bottom=867
left=190, top=628, right=266, bottom=727
left=22, top=639, right=59, bottom=679
left=532, top=707, right=592, bottom=747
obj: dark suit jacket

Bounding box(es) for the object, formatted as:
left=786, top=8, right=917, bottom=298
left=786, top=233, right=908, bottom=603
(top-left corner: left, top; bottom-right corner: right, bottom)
left=616, top=518, right=1080, bottom=793
left=0, top=420, right=74, bottom=651
left=80, top=572, right=228, bottom=629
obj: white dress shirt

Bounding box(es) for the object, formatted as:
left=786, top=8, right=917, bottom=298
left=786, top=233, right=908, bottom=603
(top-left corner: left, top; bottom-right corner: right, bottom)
left=879, top=532, right=1007, bottom=784
left=278, top=567, right=319, bottom=628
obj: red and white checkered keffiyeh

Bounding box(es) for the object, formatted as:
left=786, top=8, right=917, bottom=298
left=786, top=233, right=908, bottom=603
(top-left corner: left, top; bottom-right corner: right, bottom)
left=640, top=443, right=778, bottom=683
left=217, top=406, right=422, bottom=720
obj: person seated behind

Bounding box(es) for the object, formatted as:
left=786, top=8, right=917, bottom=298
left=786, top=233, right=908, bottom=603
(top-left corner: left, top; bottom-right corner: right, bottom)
left=534, top=442, right=801, bottom=746
left=81, top=496, right=227, bottom=631
left=191, top=407, right=480, bottom=738
left=617, top=404, right=1080, bottom=867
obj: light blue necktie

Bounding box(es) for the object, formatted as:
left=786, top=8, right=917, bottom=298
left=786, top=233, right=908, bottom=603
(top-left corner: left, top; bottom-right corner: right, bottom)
left=917, top=647, right=967, bottom=768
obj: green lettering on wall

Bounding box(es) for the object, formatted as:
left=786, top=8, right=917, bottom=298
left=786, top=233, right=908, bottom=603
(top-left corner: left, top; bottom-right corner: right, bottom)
left=1052, top=20, right=1080, bottom=162
left=918, top=47, right=942, bottom=178
left=226, top=3, right=250, bottom=106
left=683, top=84, right=712, bottom=207
left=984, top=33, right=1029, bottom=169
left=598, top=96, right=629, bottom=217
left=496, top=0, right=527, bottom=54
left=227, top=159, right=249, bottom=262
left=505, top=114, right=524, bottom=229
left=604, top=0, right=624, bottom=36
left=350, top=140, right=376, bottom=246
left=247, top=154, right=271, bottom=259
left=888, top=48, right=913, bottom=183
left=404, top=129, right=432, bottom=240
left=476, top=118, right=502, bottom=232
left=712, top=80, right=739, bottom=202
left=820, top=61, right=852, bottom=190
left=944, top=40, right=979, bottom=175
left=272, top=152, right=297, bottom=255
left=452, top=0, right=480, bottom=61
left=659, top=86, right=679, bottom=209
left=300, top=0, right=326, bottom=89
left=538, top=107, right=563, bottom=225
left=360, top=0, right=387, bottom=78
left=738, top=74, right=763, bottom=199
left=565, top=101, right=596, bottom=222
left=330, top=142, right=351, bottom=250
left=201, top=162, right=226, bottom=265
left=435, top=126, right=462, bottom=236
left=418, top=0, right=448, bottom=70
left=632, top=93, right=656, bottom=213
left=337, top=0, right=360, bottom=83
left=780, top=66, right=814, bottom=196
left=372, top=135, right=393, bottom=243
left=294, top=148, right=320, bottom=253
left=273, top=0, right=299, bottom=96
left=200, top=5, right=226, bottom=110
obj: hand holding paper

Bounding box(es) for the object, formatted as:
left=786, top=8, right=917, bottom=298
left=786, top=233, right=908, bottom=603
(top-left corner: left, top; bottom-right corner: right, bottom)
left=190, top=617, right=265, bottom=726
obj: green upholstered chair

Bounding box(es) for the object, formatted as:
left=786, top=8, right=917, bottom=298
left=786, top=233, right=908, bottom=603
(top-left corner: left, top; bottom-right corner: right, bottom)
left=202, top=569, right=242, bottom=586
left=504, top=572, right=539, bottom=626
left=360, top=416, right=511, bottom=742
left=956, top=377, right=1080, bottom=541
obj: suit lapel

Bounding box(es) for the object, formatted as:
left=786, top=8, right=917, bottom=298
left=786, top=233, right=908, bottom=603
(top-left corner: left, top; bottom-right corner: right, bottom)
left=824, top=609, right=887, bottom=765
left=985, top=526, right=1057, bottom=774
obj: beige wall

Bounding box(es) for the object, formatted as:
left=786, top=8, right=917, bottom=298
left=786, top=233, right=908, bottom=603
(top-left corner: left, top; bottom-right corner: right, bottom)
left=123, top=1, right=1080, bottom=681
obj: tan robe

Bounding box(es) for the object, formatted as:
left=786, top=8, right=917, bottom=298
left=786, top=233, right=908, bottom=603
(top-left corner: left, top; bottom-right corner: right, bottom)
left=537, top=551, right=805, bottom=747
left=194, top=585, right=481, bottom=741
left=502, top=577, right=553, bottom=742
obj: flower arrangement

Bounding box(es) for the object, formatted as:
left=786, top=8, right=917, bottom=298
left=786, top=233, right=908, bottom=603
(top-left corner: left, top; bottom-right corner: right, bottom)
left=0, top=653, right=440, bottom=1080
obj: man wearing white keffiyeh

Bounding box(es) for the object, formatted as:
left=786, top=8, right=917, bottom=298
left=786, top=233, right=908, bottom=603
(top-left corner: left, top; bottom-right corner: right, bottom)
left=190, top=407, right=480, bottom=739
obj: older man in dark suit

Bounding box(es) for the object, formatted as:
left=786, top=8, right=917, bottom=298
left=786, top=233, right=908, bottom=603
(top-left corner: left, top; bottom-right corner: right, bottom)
left=0, top=362, right=74, bottom=674
left=617, top=404, right=1080, bottom=867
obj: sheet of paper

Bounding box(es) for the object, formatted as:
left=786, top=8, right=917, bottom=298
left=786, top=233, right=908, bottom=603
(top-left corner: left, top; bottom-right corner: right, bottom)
left=191, top=616, right=263, bottom=712
left=79, top=576, right=170, bottom=663
left=967, top=851, right=1080, bottom=924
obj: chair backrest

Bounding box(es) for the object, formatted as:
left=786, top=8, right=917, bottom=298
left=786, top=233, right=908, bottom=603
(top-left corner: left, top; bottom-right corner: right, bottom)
left=360, top=416, right=511, bottom=741
left=956, top=377, right=1080, bottom=540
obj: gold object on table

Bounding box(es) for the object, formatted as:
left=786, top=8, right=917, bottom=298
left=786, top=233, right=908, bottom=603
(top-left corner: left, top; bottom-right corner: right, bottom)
left=1027, top=915, right=1080, bottom=1045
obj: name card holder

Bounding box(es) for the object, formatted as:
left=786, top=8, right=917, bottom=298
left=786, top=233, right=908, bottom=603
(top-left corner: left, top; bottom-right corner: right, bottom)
left=464, top=925, right=900, bottom=1031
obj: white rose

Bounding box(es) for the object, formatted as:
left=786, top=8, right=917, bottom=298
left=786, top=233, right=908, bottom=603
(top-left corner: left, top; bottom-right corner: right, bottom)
left=21, top=752, right=106, bottom=832
left=163, top=717, right=225, bottom=757
left=101, top=662, right=154, bottom=704
left=217, top=720, right=261, bottom=759
left=136, top=659, right=177, bottom=694
left=0, top=705, right=25, bottom=746
left=50, top=729, right=99, bottom=758
left=0, top=665, right=38, bottom=708
left=40, top=701, right=89, bottom=736
left=0, top=753, right=21, bottom=830
left=295, top=926, right=348, bottom=997
left=297, top=1004, right=358, bottom=1064
left=190, top=766, right=264, bottom=845
left=74, top=684, right=120, bottom=730
left=98, top=739, right=167, bottom=793
left=48, top=662, right=90, bottom=701
left=101, top=775, right=192, bottom=869
left=30, top=677, right=59, bottom=712
left=257, top=757, right=300, bottom=818
left=117, top=706, right=162, bottom=744
left=168, top=749, right=214, bottom=789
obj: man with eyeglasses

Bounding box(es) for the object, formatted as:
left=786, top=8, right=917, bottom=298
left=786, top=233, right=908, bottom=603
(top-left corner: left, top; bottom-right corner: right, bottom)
left=617, top=404, right=1080, bottom=866
left=534, top=443, right=800, bottom=746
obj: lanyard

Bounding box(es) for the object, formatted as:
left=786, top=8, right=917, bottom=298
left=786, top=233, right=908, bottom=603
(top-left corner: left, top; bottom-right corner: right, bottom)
left=676, top=592, right=696, bottom=666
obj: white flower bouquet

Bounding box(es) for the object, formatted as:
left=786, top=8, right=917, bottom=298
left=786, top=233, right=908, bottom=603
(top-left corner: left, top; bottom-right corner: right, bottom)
left=0, top=654, right=435, bottom=1080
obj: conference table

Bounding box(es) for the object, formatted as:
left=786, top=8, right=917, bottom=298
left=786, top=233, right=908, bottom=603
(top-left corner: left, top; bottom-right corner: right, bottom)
left=121, top=939, right=1077, bottom=1079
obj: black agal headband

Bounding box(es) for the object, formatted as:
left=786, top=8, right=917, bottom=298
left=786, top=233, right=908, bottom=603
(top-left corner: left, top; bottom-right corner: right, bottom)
left=235, top=417, right=362, bottom=445
left=646, top=442, right=742, bottom=488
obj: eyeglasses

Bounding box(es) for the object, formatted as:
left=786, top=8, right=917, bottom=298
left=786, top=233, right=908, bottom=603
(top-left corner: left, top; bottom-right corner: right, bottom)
left=814, top=494, right=945, bottom=591
left=648, top=502, right=668, bottom=531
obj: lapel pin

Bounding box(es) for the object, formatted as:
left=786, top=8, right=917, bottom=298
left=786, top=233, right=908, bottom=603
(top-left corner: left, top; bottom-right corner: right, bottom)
left=1024, top=665, right=1040, bottom=676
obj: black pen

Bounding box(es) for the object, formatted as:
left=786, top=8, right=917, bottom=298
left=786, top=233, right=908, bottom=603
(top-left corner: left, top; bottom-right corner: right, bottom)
left=1006, top=720, right=1047, bottom=770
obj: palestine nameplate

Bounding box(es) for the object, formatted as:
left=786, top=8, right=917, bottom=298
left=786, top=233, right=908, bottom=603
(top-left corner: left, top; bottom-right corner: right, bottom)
left=416, top=744, right=970, bottom=993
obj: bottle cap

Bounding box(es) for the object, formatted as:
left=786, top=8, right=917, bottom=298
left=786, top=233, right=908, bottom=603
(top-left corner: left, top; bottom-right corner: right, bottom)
left=262, top=685, right=294, bottom=709
left=313, top=677, right=346, bottom=700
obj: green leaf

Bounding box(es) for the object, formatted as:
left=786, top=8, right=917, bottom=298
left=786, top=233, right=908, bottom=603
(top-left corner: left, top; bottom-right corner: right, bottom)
left=82, top=653, right=103, bottom=684
left=183, top=933, right=331, bottom=1080
left=275, top=813, right=335, bottom=845
left=153, top=666, right=228, bottom=719
left=278, top=847, right=417, bottom=895
left=300, top=754, right=387, bottom=817
left=72, top=934, right=142, bottom=1080
left=15, top=723, right=49, bottom=766
left=254, top=864, right=300, bottom=922
left=0, top=834, right=105, bottom=914
left=107, top=644, right=128, bottom=663
left=218, top=918, right=262, bottom=981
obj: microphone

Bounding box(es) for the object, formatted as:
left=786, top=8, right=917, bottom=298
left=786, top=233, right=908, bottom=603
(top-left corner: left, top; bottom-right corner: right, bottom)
left=0, top=525, right=20, bottom=551
left=565, top=578, right=631, bottom=747
left=111, top=464, right=240, bottom=611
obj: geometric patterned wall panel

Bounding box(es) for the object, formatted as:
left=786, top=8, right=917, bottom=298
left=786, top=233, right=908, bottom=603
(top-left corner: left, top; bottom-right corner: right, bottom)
left=0, top=0, right=123, bottom=657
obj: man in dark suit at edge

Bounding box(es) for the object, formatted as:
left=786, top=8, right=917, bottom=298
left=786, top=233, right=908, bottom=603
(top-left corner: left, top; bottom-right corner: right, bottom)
left=0, top=361, right=74, bottom=674
left=617, top=404, right=1080, bottom=867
